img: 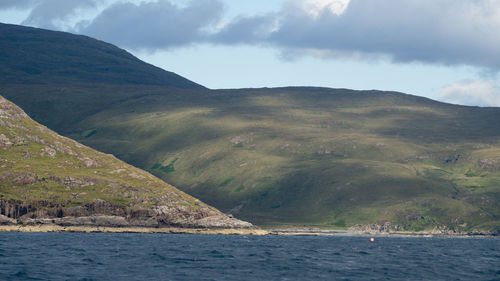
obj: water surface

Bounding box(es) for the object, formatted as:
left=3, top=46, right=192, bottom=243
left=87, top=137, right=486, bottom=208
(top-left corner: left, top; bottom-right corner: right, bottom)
left=0, top=232, right=498, bottom=280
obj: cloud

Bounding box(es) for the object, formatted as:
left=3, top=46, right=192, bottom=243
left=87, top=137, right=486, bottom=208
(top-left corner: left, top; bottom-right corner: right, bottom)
left=211, top=14, right=278, bottom=45
left=3, top=0, right=500, bottom=71
left=438, top=80, right=500, bottom=107
left=20, top=0, right=100, bottom=30
left=213, top=0, right=500, bottom=69
left=299, top=0, right=351, bottom=18
left=0, top=0, right=36, bottom=9
left=81, top=0, right=224, bottom=49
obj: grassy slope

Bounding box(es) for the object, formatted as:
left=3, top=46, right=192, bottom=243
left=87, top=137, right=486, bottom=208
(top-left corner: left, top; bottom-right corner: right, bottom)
left=1, top=24, right=499, bottom=232
left=54, top=87, right=499, bottom=233
left=3, top=85, right=500, bottom=233
left=0, top=95, right=230, bottom=225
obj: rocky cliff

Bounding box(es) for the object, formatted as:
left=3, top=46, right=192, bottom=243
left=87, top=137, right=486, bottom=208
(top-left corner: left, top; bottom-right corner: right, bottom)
left=0, top=95, right=252, bottom=229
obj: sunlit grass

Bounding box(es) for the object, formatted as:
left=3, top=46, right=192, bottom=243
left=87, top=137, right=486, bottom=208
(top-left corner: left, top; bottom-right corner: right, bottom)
left=3, top=85, right=500, bottom=232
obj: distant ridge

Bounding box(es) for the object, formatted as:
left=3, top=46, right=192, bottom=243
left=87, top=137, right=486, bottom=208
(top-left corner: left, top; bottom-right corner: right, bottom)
left=0, top=23, right=205, bottom=89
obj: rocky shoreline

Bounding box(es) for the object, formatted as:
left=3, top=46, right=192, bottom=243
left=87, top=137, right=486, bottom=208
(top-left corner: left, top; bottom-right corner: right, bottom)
left=1, top=223, right=497, bottom=238
left=0, top=224, right=270, bottom=235
left=0, top=200, right=254, bottom=230
left=269, top=228, right=498, bottom=238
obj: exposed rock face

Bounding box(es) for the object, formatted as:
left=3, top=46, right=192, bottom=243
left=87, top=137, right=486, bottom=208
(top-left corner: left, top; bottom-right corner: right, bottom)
left=0, top=96, right=29, bottom=119
left=13, top=135, right=27, bottom=146
left=78, top=157, right=101, bottom=168
left=0, top=214, right=16, bottom=225
left=0, top=199, right=253, bottom=229
left=47, top=175, right=98, bottom=188
left=193, top=214, right=253, bottom=228
left=12, top=173, right=38, bottom=185
left=0, top=95, right=255, bottom=229
left=478, top=158, right=500, bottom=170
left=347, top=222, right=494, bottom=236
left=0, top=133, right=12, bottom=149
left=53, top=141, right=77, bottom=156
left=230, top=136, right=245, bottom=145
left=348, top=222, right=399, bottom=234
left=40, top=146, right=57, bottom=158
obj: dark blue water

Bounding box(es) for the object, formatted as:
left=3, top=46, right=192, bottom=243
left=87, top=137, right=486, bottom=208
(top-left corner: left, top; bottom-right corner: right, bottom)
left=0, top=233, right=498, bottom=280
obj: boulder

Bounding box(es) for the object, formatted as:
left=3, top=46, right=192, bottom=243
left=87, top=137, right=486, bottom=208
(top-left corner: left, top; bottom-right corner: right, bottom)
left=0, top=134, right=12, bottom=149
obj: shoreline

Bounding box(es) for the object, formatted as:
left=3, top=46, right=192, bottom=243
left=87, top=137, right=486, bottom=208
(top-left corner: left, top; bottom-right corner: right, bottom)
left=0, top=225, right=497, bottom=238
left=269, top=229, right=498, bottom=238
left=0, top=225, right=270, bottom=235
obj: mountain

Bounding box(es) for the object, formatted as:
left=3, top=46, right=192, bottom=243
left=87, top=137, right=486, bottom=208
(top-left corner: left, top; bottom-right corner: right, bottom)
left=1, top=24, right=499, bottom=234
left=0, top=95, right=252, bottom=229
left=0, top=23, right=204, bottom=88
left=0, top=22, right=204, bottom=131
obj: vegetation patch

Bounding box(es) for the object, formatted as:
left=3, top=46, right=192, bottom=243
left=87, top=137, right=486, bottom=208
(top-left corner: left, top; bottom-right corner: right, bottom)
left=84, top=129, right=97, bottom=138
left=332, top=220, right=347, bottom=228
left=153, top=158, right=179, bottom=174
left=220, top=177, right=234, bottom=187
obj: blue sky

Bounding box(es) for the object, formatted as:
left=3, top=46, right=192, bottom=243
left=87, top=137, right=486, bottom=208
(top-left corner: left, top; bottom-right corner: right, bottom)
left=1, top=0, right=499, bottom=106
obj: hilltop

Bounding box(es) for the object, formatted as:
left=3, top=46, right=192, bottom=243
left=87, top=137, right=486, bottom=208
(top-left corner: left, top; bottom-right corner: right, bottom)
left=0, top=95, right=252, bottom=230
left=0, top=23, right=204, bottom=88
left=1, top=24, right=499, bottom=234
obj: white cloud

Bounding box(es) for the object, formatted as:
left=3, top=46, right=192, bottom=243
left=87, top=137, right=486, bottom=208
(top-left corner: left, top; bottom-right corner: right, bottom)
left=438, top=80, right=500, bottom=107
left=301, top=0, right=350, bottom=18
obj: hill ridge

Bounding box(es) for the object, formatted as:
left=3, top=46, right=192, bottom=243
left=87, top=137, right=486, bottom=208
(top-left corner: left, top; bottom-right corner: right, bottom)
left=0, top=23, right=205, bottom=88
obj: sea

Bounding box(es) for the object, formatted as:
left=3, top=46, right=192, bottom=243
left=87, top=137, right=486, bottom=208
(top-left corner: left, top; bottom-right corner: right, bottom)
left=0, top=232, right=498, bottom=280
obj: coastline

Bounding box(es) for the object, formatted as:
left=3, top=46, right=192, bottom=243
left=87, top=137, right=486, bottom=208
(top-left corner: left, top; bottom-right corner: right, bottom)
left=0, top=225, right=497, bottom=238
left=0, top=225, right=270, bottom=235
left=269, top=229, right=498, bottom=238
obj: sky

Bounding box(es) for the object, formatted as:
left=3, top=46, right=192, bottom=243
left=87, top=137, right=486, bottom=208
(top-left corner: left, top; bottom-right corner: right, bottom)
left=1, top=0, right=500, bottom=107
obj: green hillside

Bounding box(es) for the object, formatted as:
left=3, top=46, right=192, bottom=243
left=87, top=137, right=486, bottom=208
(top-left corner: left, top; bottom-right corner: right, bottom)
left=1, top=24, right=499, bottom=233
left=66, top=87, right=500, bottom=233
left=0, top=95, right=251, bottom=229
